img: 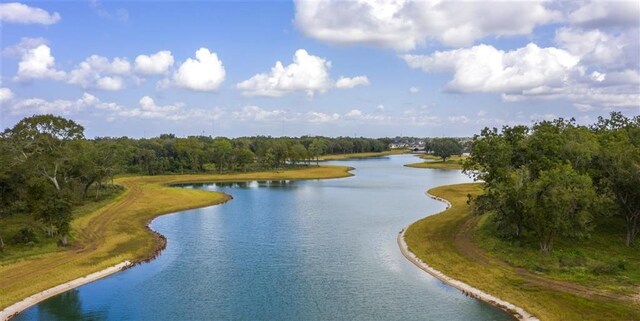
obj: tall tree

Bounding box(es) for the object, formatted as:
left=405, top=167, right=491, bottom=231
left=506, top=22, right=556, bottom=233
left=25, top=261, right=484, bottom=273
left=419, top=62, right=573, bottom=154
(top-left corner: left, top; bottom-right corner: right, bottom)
left=4, top=115, right=85, bottom=191
left=527, top=164, right=596, bottom=252
left=594, top=113, right=640, bottom=245
left=479, top=166, right=532, bottom=239
left=211, top=138, right=233, bottom=173
left=232, top=147, right=255, bottom=172
left=289, top=143, right=309, bottom=165
left=33, top=188, right=73, bottom=245
left=308, top=138, right=327, bottom=165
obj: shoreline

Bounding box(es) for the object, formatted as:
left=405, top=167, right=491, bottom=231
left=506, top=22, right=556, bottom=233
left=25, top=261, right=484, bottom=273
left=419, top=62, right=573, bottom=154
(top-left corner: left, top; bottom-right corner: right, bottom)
left=0, top=261, right=132, bottom=321
left=397, top=192, right=539, bottom=321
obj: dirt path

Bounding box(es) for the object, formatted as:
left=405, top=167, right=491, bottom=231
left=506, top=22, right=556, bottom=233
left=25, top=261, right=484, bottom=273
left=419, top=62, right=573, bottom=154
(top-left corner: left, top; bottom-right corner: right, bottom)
left=0, top=185, right=142, bottom=293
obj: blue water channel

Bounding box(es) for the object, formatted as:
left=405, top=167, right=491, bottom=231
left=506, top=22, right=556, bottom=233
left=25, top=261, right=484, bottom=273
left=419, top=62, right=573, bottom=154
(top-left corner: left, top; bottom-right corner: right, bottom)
left=15, top=155, right=511, bottom=320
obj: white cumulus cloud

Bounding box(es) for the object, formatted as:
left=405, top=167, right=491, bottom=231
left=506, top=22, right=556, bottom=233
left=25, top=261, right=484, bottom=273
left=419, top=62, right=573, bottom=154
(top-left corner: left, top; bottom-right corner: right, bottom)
left=95, top=76, right=125, bottom=91
left=0, top=2, right=61, bottom=25
left=568, top=1, right=640, bottom=29
left=4, top=91, right=225, bottom=123
left=118, top=96, right=222, bottom=121
left=232, top=105, right=289, bottom=122
left=14, top=44, right=66, bottom=81
left=306, top=111, right=340, bottom=122
left=294, top=0, right=560, bottom=50
left=343, top=108, right=388, bottom=122
left=77, top=92, right=123, bottom=111
left=172, top=48, right=226, bottom=92
left=335, top=76, right=370, bottom=89
left=2, top=37, right=49, bottom=57
left=402, top=43, right=579, bottom=94
left=5, top=91, right=125, bottom=116
left=0, top=87, right=15, bottom=103
left=68, top=55, right=131, bottom=90
left=403, top=41, right=639, bottom=109
left=237, top=49, right=333, bottom=98
left=237, top=49, right=369, bottom=97
left=135, top=50, right=174, bottom=75
left=555, top=27, right=639, bottom=70
left=8, top=98, right=76, bottom=115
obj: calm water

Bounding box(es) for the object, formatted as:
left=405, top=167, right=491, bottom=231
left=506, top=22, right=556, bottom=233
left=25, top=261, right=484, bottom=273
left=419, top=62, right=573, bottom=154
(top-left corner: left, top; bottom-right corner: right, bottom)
left=16, top=155, right=511, bottom=321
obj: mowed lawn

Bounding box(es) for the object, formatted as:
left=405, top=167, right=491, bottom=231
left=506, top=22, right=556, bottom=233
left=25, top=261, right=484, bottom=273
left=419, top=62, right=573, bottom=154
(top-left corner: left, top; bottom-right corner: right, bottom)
left=404, top=154, right=467, bottom=170
left=404, top=183, right=640, bottom=321
left=0, top=166, right=352, bottom=310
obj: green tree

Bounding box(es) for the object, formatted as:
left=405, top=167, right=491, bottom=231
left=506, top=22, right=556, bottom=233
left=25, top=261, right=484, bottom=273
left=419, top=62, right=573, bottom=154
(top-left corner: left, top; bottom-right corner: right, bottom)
left=232, top=147, right=255, bottom=172
left=479, top=166, right=532, bottom=239
left=271, top=141, right=288, bottom=168
left=594, top=113, right=640, bottom=245
left=430, top=138, right=463, bottom=162
left=175, top=137, right=205, bottom=172
left=211, top=138, right=233, bottom=173
left=261, top=148, right=276, bottom=169
left=30, top=180, right=73, bottom=245
left=68, top=140, right=100, bottom=200
left=464, top=127, right=513, bottom=184
left=288, top=143, right=308, bottom=165
left=4, top=114, right=85, bottom=191
left=527, top=164, right=597, bottom=252
left=308, top=138, right=327, bottom=165
left=464, top=127, right=526, bottom=184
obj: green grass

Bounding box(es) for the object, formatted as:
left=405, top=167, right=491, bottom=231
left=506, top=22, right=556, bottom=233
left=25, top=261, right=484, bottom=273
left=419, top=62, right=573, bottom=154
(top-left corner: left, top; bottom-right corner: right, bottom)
left=318, top=149, right=408, bottom=161
left=476, top=215, right=640, bottom=294
left=404, top=183, right=640, bottom=321
left=0, top=165, right=352, bottom=310
left=404, top=154, right=467, bottom=169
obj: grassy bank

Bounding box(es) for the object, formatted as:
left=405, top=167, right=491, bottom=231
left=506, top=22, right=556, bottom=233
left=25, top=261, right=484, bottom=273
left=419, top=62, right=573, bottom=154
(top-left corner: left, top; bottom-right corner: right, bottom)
left=0, top=165, right=352, bottom=310
left=404, top=183, right=639, bottom=321
left=318, top=149, right=408, bottom=161
left=404, top=155, right=467, bottom=170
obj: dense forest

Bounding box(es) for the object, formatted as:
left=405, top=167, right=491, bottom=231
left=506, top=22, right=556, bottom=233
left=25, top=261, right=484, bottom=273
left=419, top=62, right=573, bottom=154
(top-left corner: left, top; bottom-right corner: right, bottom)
left=0, top=114, right=391, bottom=249
left=464, top=112, right=640, bottom=251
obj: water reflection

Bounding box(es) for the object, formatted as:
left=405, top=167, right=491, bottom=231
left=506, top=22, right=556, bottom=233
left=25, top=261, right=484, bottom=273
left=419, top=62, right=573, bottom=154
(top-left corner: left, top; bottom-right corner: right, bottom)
left=182, top=180, right=297, bottom=190
left=36, top=289, right=106, bottom=321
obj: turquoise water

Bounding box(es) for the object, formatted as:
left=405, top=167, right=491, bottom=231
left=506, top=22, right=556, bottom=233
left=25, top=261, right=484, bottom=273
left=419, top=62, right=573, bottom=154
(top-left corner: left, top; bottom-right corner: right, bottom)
left=15, top=155, right=511, bottom=320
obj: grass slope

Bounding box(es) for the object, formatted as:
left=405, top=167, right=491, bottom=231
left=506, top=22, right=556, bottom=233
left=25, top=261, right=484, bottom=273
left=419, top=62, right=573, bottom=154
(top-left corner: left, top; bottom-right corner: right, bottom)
left=404, top=183, right=639, bottom=321
left=0, top=165, right=352, bottom=310
left=404, top=155, right=467, bottom=170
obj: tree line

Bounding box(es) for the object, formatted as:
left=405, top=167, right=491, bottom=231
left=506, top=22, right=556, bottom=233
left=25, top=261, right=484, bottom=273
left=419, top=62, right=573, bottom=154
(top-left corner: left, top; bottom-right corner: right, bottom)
left=464, top=112, right=640, bottom=252
left=0, top=114, right=390, bottom=250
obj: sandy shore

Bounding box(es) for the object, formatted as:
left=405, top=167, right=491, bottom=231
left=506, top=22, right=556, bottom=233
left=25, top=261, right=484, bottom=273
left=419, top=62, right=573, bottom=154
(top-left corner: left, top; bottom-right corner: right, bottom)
left=0, top=261, right=132, bottom=321
left=398, top=192, right=539, bottom=321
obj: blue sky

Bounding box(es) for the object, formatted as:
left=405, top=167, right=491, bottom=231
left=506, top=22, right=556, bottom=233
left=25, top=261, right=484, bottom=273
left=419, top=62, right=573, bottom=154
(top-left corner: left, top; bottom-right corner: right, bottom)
left=1, top=1, right=639, bottom=138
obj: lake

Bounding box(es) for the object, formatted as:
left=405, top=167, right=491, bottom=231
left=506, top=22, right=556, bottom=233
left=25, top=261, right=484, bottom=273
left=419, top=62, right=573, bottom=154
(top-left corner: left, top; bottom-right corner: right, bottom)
left=15, top=155, right=510, bottom=320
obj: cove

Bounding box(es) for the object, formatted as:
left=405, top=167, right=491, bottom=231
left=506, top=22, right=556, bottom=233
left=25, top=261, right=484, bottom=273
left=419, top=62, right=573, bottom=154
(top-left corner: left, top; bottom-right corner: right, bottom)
left=14, top=155, right=511, bottom=321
